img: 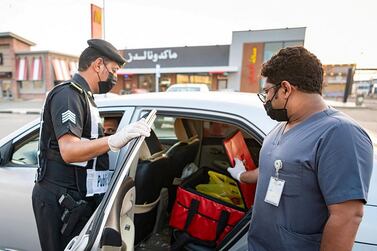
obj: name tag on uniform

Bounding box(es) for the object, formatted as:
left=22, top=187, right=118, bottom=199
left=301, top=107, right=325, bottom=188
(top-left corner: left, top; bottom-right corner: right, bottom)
left=264, top=177, right=285, bottom=207
left=86, top=169, right=113, bottom=196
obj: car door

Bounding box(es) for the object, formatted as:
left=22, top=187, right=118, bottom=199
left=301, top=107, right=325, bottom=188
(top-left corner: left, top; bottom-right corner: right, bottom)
left=66, top=109, right=157, bottom=251
left=0, top=107, right=134, bottom=251
left=0, top=120, right=41, bottom=251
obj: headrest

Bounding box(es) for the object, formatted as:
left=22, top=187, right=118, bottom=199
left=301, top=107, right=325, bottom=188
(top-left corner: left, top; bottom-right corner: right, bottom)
left=139, top=130, right=164, bottom=161
left=184, top=119, right=198, bottom=138
left=174, top=118, right=198, bottom=142
left=144, top=130, right=162, bottom=154
left=174, top=119, right=189, bottom=142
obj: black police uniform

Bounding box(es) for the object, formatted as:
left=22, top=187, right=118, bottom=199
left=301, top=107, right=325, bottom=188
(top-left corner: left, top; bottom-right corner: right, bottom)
left=32, top=73, right=110, bottom=251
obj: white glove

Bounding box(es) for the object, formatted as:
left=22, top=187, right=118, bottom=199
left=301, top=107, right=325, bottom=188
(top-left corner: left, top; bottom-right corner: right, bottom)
left=108, top=118, right=151, bottom=152
left=227, top=158, right=246, bottom=182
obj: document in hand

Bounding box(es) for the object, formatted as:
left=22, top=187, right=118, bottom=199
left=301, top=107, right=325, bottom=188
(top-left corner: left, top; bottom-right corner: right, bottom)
left=223, top=130, right=257, bottom=208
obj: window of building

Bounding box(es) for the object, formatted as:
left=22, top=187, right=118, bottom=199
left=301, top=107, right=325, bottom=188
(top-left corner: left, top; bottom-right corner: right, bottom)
left=283, top=41, right=304, bottom=48
left=260, top=40, right=305, bottom=90
left=218, top=79, right=228, bottom=90
left=263, top=42, right=283, bottom=63
left=138, top=74, right=154, bottom=91
left=176, top=74, right=211, bottom=84
left=18, top=80, right=45, bottom=94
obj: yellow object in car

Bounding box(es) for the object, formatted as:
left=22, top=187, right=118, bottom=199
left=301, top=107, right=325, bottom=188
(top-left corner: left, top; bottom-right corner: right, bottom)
left=196, top=171, right=245, bottom=208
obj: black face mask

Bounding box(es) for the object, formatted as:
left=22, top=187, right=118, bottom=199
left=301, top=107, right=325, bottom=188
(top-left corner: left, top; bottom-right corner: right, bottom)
left=263, top=87, right=290, bottom=122
left=98, top=64, right=117, bottom=94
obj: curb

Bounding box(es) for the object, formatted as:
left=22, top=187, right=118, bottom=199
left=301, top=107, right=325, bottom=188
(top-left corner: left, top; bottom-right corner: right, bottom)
left=331, top=105, right=377, bottom=110
left=0, top=109, right=41, bottom=115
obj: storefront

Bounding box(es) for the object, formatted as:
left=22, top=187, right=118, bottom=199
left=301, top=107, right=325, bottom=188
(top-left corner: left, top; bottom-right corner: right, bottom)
left=115, top=45, right=237, bottom=93
left=115, top=27, right=306, bottom=93
left=1, top=28, right=307, bottom=99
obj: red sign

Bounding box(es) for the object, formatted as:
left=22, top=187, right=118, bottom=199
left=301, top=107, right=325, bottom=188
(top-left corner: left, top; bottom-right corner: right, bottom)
left=91, top=4, right=103, bottom=39
left=240, top=43, right=264, bottom=93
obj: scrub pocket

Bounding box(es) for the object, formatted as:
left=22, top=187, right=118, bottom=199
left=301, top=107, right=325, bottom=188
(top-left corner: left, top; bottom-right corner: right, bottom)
left=278, top=225, right=321, bottom=251
left=278, top=162, right=303, bottom=197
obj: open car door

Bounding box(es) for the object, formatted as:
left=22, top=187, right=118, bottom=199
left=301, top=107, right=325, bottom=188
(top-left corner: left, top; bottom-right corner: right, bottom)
left=65, top=109, right=157, bottom=251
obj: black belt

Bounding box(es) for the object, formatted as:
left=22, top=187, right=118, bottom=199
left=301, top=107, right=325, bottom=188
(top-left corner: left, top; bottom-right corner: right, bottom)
left=38, top=180, right=82, bottom=201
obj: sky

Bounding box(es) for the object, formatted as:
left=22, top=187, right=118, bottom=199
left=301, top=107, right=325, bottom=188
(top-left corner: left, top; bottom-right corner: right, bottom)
left=1, top=0, right=377, bottom=68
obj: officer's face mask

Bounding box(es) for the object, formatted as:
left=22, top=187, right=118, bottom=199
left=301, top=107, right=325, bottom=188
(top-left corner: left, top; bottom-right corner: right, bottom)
left=262, top=85, right=290, bottom=122
left=97, top=63, right=117, bottom=94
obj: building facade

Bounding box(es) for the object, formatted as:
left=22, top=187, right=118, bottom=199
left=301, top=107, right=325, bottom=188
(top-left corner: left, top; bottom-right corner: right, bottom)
left=0, top=32, right=78, bottom=100
left=1, top=28, right=307, bottom=99
left=228, top=27, right=305, bottom=92
left=114, top=27, right=306, bottom=94
left=115, top=45, right=236, bottom=93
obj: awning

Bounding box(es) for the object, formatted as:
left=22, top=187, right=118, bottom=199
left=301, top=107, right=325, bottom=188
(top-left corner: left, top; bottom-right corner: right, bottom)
left=60, top=60, right=70, bottom=80
left=16, top=57, right=28, bottom=80
left=31, top=57, right=43, bottom=81
left=52, top=59, right=71, bottom=81
left=116, top=66, right=239, bottom=75
left=69, top=61, right=78, bottom=77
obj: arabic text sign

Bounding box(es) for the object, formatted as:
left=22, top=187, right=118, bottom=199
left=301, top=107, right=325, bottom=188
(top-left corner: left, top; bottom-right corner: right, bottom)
left=126, top=49, right=178, bottom=63
left=121, top=45, right=230, bottom=68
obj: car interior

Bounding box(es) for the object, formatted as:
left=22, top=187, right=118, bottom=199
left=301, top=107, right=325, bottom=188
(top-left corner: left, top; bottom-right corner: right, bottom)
left=100, top=113, right=263, bottom=251
left=0, top=112, right=262, bottom=251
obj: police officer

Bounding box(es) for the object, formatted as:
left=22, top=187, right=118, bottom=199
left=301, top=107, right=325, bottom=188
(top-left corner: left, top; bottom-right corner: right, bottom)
left=32, top=39, right=151, bottom=251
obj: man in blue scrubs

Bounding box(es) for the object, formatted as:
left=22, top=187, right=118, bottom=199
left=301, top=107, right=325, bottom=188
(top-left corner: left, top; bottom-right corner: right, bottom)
left=227, top=46, right=373, bottom=251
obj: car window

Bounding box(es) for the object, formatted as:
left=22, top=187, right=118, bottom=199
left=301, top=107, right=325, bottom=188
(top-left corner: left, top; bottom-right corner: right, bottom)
left=11, top=131, right=39, bottom=166
left=8, top=112, right=125, bottom=167
left=152, top=115, right=177, bottom=140
left=203, top=121, right=238, bottom=138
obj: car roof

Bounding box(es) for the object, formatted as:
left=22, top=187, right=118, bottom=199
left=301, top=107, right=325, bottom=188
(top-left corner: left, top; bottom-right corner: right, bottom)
left=95, top=91, right=276, bottom=134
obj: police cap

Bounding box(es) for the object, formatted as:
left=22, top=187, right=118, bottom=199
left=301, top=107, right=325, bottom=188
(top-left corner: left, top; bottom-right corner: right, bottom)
left=87, top=39, right=126, bottom=66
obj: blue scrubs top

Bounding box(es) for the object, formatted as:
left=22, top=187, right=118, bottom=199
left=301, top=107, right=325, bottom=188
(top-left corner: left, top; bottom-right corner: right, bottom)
left=248, top=107, right=373, bottom=251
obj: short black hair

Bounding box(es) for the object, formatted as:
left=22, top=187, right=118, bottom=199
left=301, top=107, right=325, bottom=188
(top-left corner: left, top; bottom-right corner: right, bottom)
left=78, top=47, right=110, bottom=71
left=261, top=46, right=323, bottom=94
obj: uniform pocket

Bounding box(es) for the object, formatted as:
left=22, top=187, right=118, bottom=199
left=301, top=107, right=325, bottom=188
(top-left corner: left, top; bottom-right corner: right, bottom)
left=278, top=225, right=321, bottom=251
left=278, top=162, right=303, bottom=197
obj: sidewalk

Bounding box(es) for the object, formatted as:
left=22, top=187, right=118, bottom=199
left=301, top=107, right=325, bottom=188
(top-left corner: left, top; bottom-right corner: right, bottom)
left=325, top=96, right=377, bottom=110
left=0, top=99, right=43, bottom=114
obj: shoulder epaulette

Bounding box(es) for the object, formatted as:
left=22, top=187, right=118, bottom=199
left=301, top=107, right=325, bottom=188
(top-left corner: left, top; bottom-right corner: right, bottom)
left=68, top=82, right=84, bottom=94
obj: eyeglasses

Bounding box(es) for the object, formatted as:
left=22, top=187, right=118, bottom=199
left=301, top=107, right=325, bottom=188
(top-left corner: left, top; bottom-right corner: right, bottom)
left=257, top=83, right=281, bottom=103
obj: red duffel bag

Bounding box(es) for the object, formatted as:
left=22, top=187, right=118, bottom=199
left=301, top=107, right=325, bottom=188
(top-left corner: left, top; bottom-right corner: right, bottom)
left=169, top=167, right=246, bottom=247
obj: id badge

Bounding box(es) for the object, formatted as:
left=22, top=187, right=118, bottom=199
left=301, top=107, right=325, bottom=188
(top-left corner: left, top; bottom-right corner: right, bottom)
left=86, top=169, right=113, bottom=196
left=264, top=176, right=285, bottom=207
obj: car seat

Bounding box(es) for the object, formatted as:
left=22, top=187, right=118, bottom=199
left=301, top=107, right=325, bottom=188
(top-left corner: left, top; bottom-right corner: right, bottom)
left=165, top=119, right=200, bottom=210
left=134, top=130, right=170, bottom=244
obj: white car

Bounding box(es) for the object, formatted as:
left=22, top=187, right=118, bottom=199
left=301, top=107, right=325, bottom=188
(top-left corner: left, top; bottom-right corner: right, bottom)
left=166, top=83, right=210, bottom=92
left=0, top=92, right=375, bottom=251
